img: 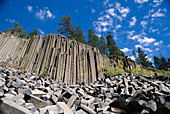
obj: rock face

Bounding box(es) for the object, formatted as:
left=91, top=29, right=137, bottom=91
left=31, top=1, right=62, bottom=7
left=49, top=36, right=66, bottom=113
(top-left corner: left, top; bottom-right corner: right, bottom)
left=0, top=65, right=169, bottom=114
left=0, top=33, right=106, bottom=84
left=0, top=33, right=136, bottom=84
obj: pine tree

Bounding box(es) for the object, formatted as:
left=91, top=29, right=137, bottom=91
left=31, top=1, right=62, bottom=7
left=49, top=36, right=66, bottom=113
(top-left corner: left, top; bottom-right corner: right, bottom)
left=136, top=48, right=153, bottom=67
left=57, top=14, right=73, bottom=37
left=69, top=26, right=75, bottom=39
left=87, top=29, right=99, bottom=48
left=154, top=56, right=170, bottom=70
left=74, top=26, right=86, bottom=44
left=154, top=56, right=160, bottom=69
left=106, top=32, right=124, bottom=56
left=29, top=28, right=38, bottom=38
left=8, top=21, right=27, bottom=38
left=99, top=34, right=107, bottom=55
left=159, top=56, right=167, bottom=70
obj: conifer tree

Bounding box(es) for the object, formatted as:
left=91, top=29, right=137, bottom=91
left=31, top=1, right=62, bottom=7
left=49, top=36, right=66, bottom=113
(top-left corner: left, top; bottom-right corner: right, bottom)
left=99, top=34, right=107, bottom=55
left=5, top=21, right=28, bottom=38
left=74, top=26, right=86, bottom=44
left=154, top=56, right=160, bottom=69
left=159, top=56, right=167, bottom=70
left=136, top=48, right=153, bottom=67
left=154, top=56, right=170, bottom=70
left=87, top=29, right=99, bottom=48
left=57, top=14, right=73, bottom=37
left=106, top=32, right=124, bottom=56
left=29, top=28, right=38, bottom=38
left=69, top=26, right=75, bottom=39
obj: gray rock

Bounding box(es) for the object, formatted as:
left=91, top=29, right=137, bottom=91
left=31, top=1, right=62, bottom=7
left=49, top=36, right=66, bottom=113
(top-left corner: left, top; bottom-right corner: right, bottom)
left=0, top=88, right=4, bottom=96
left=39, top=105, right=64, bottom=114
left=80, top=104, right=96, bottom=114
left=67, top=95, right=77, bottom=108
left=0, top=98, right=31, bottom=114
left=165, top=102, right=170, bottom=110
left=147, top=100, right=157, bottom=112
left=24, top=94, right=45, bottom=108
left=57, top=102, right=73, bottom=114
left=25, top=103, right=36, bottom=112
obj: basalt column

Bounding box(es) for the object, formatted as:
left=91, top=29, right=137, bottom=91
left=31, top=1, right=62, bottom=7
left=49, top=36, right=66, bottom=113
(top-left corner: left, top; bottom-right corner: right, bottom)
left=0, top=33, right=107, bottom=84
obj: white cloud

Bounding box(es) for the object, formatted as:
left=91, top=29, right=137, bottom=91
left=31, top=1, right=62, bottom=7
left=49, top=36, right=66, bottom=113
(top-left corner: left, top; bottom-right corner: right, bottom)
left=154, top=40, right=163, bottom=46
left=116, top=24, right=121, bottom=29
left=127, top=30, right=135, bottom=39
left=149, top=27, right=159, bottom=33
left=27, top=6, right=33, bottom=12
left=134, top=0, right=148, bottom=4
left=103, top=27, right=108, bottom=32
left=147, top=57, right=152, bottom=62
left=115, top=2, right=130, bottom=18
left=138, top=37, right=156, bottom=44
left=36, top=7, right=55, bottom=20
left=153, top=0, right=163, bottom=7
left=46, top=10, right=53, bottom=18
left=129, top=16, right=137, bottom=27
left=162, top=27, right=168, bottom=31
left=129, top=56, right=136, bottom=61
left=135, top=45, right=153, bottom=52
left=121, top=48, right=131, bottom=53
left=96, top=34, right=101, bottom=37
left=140, top=20, right=147, bottom=28
left=153, top=0, right=163, bottom=2
left=103, top=0, right=109, bottom=5
left=36, top=9, right=45, bottom=20
left=106, top=8, right=117, bottom=17
left=91, top=8, right=95, bottom=14
left=144, top=9, right=154, bottom=19
left=5, top=19, right=15, bottom=23
left=151, top=8, right=167, bottom=17
left=128, top=34, right=140, bottom=40
left=93, top=13, right=113, bottom=33
left=155, top=48, right=160, bottom=51
left=38, top=29, right=45, bottom=35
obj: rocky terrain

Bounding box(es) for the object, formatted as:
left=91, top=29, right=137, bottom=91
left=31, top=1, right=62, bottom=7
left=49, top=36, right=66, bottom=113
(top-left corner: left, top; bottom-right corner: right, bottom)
left=0, top=65, right=170, bottom=114
left=0, top=32, right=136, bottom=84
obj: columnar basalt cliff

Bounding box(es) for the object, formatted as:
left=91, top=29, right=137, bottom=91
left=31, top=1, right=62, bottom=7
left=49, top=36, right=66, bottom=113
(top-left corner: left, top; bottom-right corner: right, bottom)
left=0, top=32, right=136, bottom=84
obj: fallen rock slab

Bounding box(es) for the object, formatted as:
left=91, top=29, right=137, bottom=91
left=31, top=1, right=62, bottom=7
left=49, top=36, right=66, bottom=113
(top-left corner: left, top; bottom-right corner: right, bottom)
left=0, top=98, right=31, bottom=114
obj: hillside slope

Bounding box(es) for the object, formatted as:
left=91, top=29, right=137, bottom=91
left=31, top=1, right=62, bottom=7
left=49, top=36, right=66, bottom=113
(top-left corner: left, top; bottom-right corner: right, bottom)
left=0, top=32, right=136, bottom=84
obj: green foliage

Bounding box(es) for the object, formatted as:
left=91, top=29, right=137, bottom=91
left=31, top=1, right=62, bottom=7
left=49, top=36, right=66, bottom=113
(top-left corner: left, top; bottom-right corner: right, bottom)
left=99, top=34, right=107, bottom=55
left=19, top=30, right=28, bottom=38
left=104, top=67, right=126, bottom=76
left=87, top=29, right=99, bottom=48
left=103, top=59, right=126, bottom=76
left=106, top=32, right=124, bottom=56
left=4, top=21, right=27, bottom=38
left=154, top=55, right=170, bottom=70
left=74, top=26, right=86, bottom=43
left=29, top=28, right=38, bottom=38
left=104, top=59, right=170, bottom=77
left=135, top=48, right=153, bottom=68
left=57, top=14, right=73, bottom=37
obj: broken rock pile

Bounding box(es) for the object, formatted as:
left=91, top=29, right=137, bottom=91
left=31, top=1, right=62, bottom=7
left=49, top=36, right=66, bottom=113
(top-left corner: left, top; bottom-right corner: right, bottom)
left=0, top=65, right=170, bottom=114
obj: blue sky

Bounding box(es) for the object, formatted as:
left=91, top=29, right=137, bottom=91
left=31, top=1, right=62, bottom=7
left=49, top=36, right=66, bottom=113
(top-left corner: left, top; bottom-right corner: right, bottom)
left=0, top=0, right=170, bottom=62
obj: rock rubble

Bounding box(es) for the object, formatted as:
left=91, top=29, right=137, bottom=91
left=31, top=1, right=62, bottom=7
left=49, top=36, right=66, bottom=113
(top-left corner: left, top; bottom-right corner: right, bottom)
left=0, top=65, right=170, bottom=114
